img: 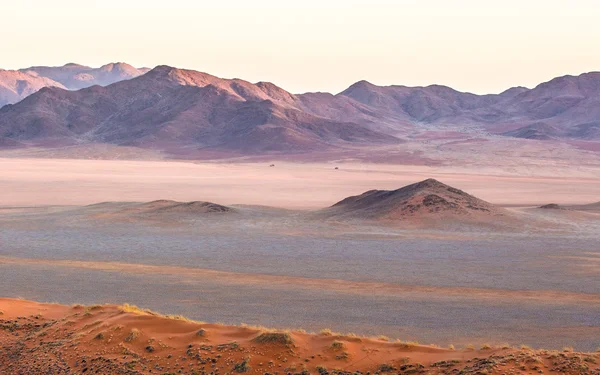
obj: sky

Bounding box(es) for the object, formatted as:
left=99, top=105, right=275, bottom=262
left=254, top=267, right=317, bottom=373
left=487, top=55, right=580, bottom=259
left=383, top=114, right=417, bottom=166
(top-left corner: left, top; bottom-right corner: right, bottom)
left=3, top=0, right=600, bottom=94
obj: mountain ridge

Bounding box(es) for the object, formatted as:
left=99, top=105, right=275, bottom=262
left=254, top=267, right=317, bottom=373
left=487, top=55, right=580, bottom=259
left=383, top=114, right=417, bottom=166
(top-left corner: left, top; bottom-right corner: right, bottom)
left=1, top=64, right=600, bottom=155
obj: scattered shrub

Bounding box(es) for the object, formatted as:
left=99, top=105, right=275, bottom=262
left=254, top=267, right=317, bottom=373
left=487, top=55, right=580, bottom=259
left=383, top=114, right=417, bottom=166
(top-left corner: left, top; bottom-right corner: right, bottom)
left=233, top=357, right=251, bottom=373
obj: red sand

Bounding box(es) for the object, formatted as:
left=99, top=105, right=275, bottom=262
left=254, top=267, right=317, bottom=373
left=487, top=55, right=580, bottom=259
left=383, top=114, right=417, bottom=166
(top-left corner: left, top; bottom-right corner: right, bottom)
left=0, top=299, right=598, bottom=374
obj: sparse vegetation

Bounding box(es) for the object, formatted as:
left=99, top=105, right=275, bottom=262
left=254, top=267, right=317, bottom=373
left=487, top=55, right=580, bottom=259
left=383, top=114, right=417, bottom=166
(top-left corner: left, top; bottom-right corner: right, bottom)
left=196, top=328, right=206, bottom=336
left=378, top=363, right=396, bottom=372
left=94, top=332, right=104, bottom=340
left=481, top=343, right=492, bottom=350
left=448, top=344, right=455, bottom=350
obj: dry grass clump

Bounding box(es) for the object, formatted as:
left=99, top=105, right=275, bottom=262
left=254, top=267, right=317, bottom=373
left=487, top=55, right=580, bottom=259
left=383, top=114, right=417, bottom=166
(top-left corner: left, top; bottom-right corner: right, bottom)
left=520, top=344, right=532, bottom=350
left=395, top=340, right=419, bottom=349
left=125, top=328, right=140, bottom=343
left=448, top=344, right=455, bottom=350
left=118, top=304, right=204, bottom=323
left=253, top=332, right=293, bottom=345
left=563, top=346, right=574, bottom=352
left=164, top=314, right=204, bottom=323
left=119, top=304, right=156, bottom=315
left=0, top=310, right=4, bottom=315
left=481, top=343, right=492, bottom=350
left=376, top=335, right=390, bottom=341
left=466, top=344, right=475, bottom=350
left=319, top=328, right=333, bottom=336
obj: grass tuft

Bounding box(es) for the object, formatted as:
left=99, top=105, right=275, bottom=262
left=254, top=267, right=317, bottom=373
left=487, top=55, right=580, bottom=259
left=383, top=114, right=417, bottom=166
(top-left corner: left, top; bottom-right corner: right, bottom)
left=253, top=332, right=293, bottom=345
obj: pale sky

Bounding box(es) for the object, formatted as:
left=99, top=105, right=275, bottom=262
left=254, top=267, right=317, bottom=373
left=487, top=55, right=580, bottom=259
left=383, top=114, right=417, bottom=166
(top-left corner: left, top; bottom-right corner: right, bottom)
left=3, top=0, right=600, bottom=94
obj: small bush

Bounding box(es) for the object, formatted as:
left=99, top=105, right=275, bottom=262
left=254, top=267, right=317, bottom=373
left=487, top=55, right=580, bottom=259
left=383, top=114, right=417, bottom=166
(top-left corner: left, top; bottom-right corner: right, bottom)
left=563, top=346, right=574, bottom=352
left=330, top=340, right=345, bottom=350
left=125, top=328, right=140, bottom=342
left=316, top=365, right=328, bottom=374
left=196, top=328, right=206, bottom=337
left=448, top=344, right=455, bottom=350
left=481, top=343, right=492, bottom=350
left=94, top=332, right=105, bottom=340
left=145, top=345, right=155, bottom=353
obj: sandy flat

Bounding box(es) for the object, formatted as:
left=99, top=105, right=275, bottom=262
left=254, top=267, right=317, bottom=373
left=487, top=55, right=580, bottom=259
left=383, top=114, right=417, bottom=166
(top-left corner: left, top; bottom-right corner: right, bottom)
left=1, top=158, right=599, bottom=208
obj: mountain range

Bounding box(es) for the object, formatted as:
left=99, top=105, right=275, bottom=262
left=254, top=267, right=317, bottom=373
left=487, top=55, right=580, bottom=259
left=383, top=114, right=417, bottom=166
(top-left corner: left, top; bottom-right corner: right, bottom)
left=1, top=63, right=599, bottom=154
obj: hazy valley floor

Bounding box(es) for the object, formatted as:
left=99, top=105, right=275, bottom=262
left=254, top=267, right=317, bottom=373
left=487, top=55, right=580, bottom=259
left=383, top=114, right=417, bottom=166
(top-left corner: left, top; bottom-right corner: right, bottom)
left=0, top=197, right=599, bottom=351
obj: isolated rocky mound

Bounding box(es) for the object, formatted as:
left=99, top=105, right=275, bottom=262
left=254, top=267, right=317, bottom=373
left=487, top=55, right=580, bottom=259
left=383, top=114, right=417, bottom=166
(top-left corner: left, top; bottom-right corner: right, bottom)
left=324, top=179, right=506, bottom=223
left=539, top=203, right=564, bottom=209
left=137, top=200, right=233, bottom=214
left=91, top=200, right=234, bottom=221
left=539, top=202, right=600, bottom=213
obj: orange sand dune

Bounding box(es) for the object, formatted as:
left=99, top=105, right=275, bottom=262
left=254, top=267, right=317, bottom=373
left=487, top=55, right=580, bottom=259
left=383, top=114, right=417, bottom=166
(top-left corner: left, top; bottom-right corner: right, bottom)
left=0, top=299, right=598, bottom=375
